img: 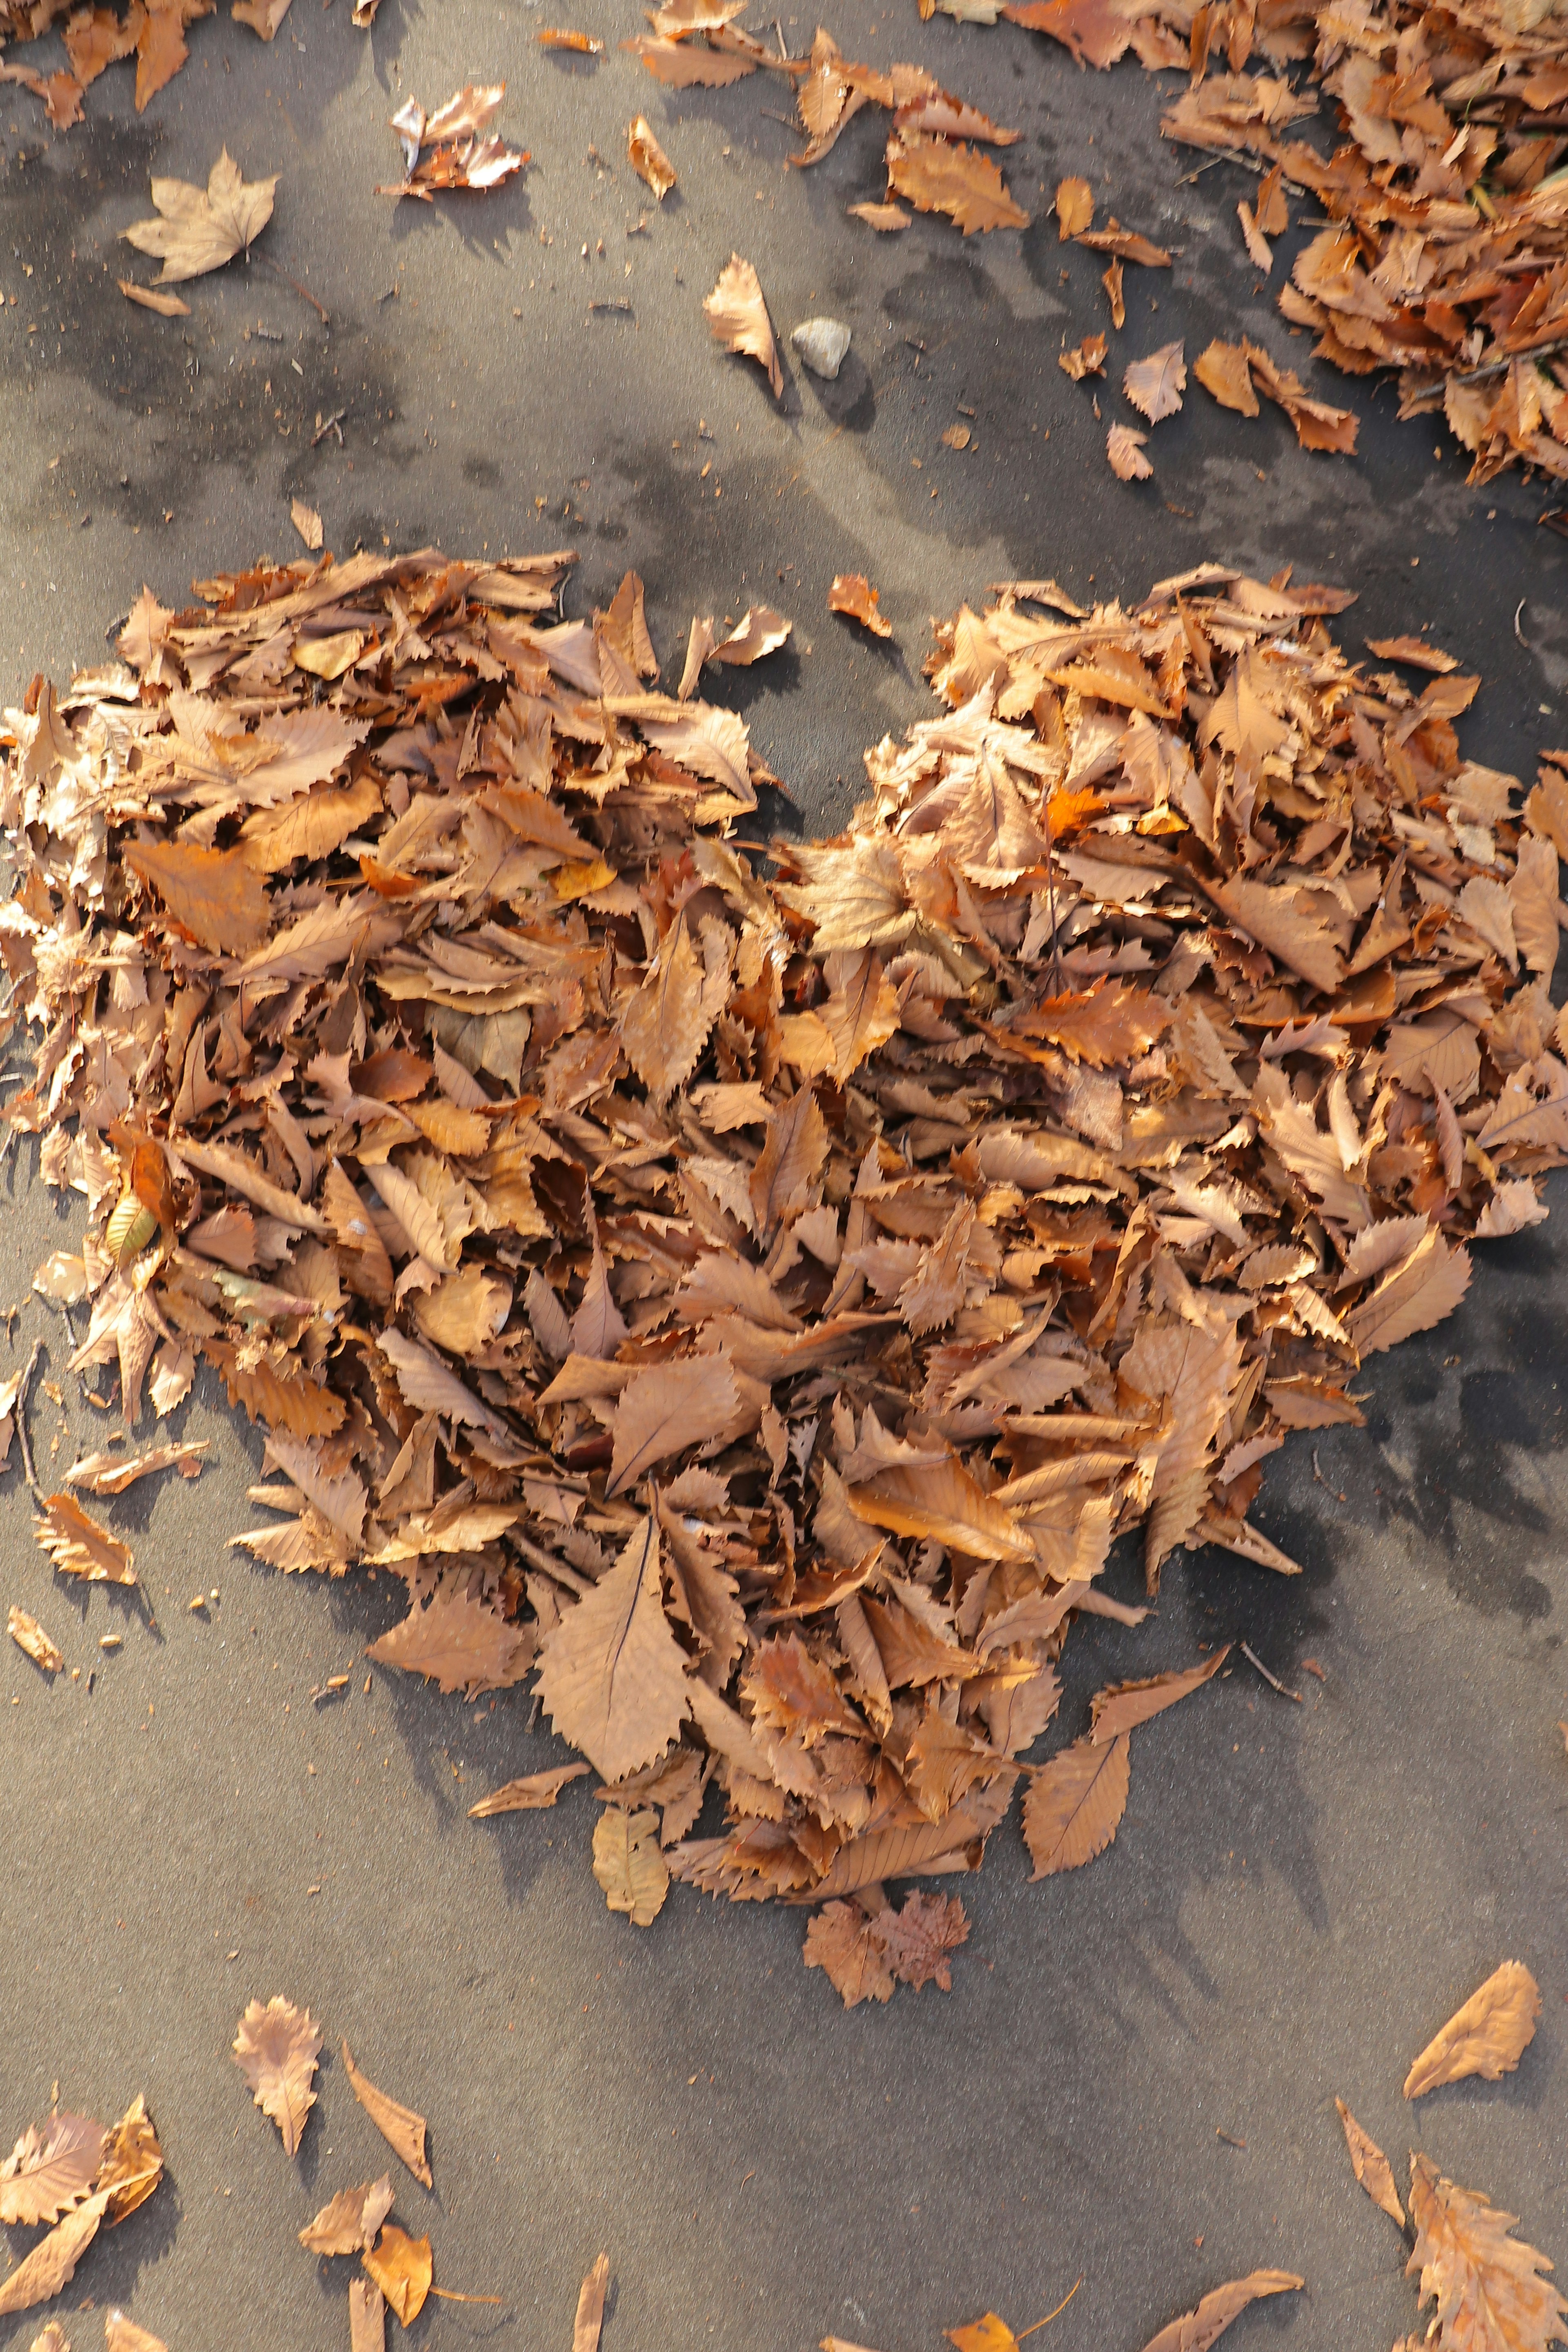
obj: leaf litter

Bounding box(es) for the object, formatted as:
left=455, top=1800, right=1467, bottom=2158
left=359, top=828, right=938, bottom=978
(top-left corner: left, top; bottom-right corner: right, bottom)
left=5, top=543, right=1568, bottom=2018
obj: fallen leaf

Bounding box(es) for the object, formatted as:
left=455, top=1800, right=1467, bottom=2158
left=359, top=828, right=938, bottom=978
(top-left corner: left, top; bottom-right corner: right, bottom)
left=1089, top=1648, right=1229, bottom=1741
left=847, top=200, right=910, bottom=230
left=1107, top=422, right=1152, bottom=480
left=118, top=281, right=190, bottom=316
left=122, top=149, right=278, bottom=285
left=1056, top=174, right=1092, bottom=238
left=592, top=1805, right=670, bottom=1924
left=575, top=2254, right=610, bottom=2352
left=1140, top=2272, right=1303, bottom=2352
left=0, top=2112, right=105, bottom=2225
left=1059, top=331, right=1107, bottom=380
left=468, top=1763, right=591, bottom=1816
left=103, top=2317, right=168, bottom=2352
left=350, top=2279, right=385, bottom=2352
left=299, top=2175, right=395, bottom=2256
left=232, top=1996, right=322, bottom=2155
left=1406, top=2154, right=1567, bottom=2352
left=1366, top=636, right=1458, bottom=674
left=1404, top=1961, right=1542, bottom=2098
left=363, top=2224, right=432, bottom=2325
left=1194, top=338, right=1258, bottom=417
left=829, top=574, right=893, bottom=637
left=97, top=2096, right=163, bottom=2224
left=125, top=838, right=270, bottom=956
left=341, top=2043, right=433, bottom=2188
left=1022, top=1732, right=1130, bottom=1876
left=1124, top=340, right=1186, bottom=424
left=942, top=422, right=972, bottom=450
left=538, top=24, right=603, bottom=49
left=628, top=115, right=676, bottom=198
left=291, top=497, right=323, bottom=552
left=6, top=1606, right=64, bottom=1675
left=886, top=131, right=1029, bottom=234
left=1335, top=2099, right=1405, bottom=2226
left=537, top=1516, right=691, bottom=1775
left=34, top=1494, right=136, bottom=1587
left=0, top=2193, right=109, bottom=2317
left=704, top=253, right=783, bottom=396
left=1102, top=258, right=1125, bottom=327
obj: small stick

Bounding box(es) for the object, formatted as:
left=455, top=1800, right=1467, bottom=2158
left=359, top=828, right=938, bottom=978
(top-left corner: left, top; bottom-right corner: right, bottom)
left=311, top=407, right=347, bottom=446
left=256, top=255, right=330, bottom=325
left=428, top=2287, right=504, bottom=2305
left=1241, top=1640, right=1302, bottom=1703
left=13, top=1338, right=44, bottom=1504
left=1018, top=2279, right=1082, bottom=2336
left=1216, top=2127, right=1247, bottom=2148
left=1515, top=598, right=1528, bottom=646
left=1311, top=1446, right=1346, bottom=1502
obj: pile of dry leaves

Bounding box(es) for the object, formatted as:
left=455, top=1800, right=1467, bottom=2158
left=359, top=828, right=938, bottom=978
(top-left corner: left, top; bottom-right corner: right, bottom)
left=0, top=0, right=383, bottom=131
left=4, top=543, right=1566, bottom=2002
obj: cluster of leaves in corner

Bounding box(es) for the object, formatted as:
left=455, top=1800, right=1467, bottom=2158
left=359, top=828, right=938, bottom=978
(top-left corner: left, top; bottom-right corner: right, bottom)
left=0, top=0, right=382, bottom=134
left=6, top=545, right=1568, bottom=2012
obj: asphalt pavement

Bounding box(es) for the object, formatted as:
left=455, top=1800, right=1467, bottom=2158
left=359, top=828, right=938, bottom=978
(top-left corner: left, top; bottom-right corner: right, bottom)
left=1, top=4, right=1566, bottom=2348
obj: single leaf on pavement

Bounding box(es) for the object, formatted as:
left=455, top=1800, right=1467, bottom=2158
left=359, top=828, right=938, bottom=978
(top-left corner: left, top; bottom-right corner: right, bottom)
left=628, top=115, right=676, bottom=198
left=341, top=2042, right=433, bottom=2187
left=0, top=2112, right=105, bottom=2226
left=299, top=2174, right=395, bottom=2255
left=0, top=2192, right=109, bottom=2316
left=468, top=1763, right=590, bottom=1816
left=848, top=199, right=909, bottom=230
left=1404, top=1961, right=1542, bottom=2098
left=1056, top=174, right=1092, bottom=237
left=1367, top=635, right=1458, bottom=673
left=575, top=2254, right=610, bottom=2352
left=1335, top=2099, right=1405, bottom=2226
left=1406, top=2153, right=1567, bottom=2352
left=1124, top=340, right=1186, bottom=423
left=1140, top=2271, right=1304, bottom=2352
left=1090, top=1647, right=1228, bottom=1741
left=232, top=1996, right=322, bottom=2155
left=536, top=1516, right=690, bottom=1775
left=103, top=2316, right=168, bottom=2352
left=33, top=1494, right=136, bottom=1586
left=7, top=1606, right=64, bottom=1675
left=804, top=1899, right=895, bottom=2006
left=118, top=281, right=190, bottom=316
left=592, top=1805, right=670, bottom=1925
left=291, top=498, right=323, bottom=552
left=1022, top=1732, right=1130, bottom=1875
left=704, top=254, right=783, bottom=396
left=829, top=574, right=893, bottom=637
left=350, top=2279, right=385, bottom=2352
left=1107, top=423, right=1152, bottom=481
left=122, top=149, right=278, bottom=285
left=363, top=2225, right=432, bottom=2326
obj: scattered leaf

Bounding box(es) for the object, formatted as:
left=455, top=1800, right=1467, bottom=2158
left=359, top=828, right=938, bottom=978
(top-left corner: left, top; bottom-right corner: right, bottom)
left=341, top=2042, right=434, bottom=2188
left=232, top=1996, right=322, bottom=2155
left=122, top=149, right=278, bottom=285
left=468, top=1763, right=591, bottom=1816
left=1123, top=340, right=1186, bottom=424
left=1406, top=2153, right=1566, bottom=2352
left=829, top=574, right=893, bottom=637
left=628, top=115, right=676, bottom=198
left=592, top=1805, right=670, bottom=1925
left=704, top=253, right=783, bottom=396
left=1139, top=2272, right=1303, bottom=2352
left=363, top=2224, right=432, bottom=2325
left=1335, top=2099, right=1405, bottom=2227
left=6, top=1606, right=64, bottom=1675
left=1404, top=1961, right=1542, bottom=2098
left=1107, top=422, right=1152, bottom=480
left=290, top=497, right=323, bottom=552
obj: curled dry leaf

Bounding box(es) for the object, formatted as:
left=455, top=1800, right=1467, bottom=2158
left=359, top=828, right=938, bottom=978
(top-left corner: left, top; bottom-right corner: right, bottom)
left=468, top=1762, right=590, bottom=1816
left=7, top=1605, right=64, bottom=1675
left=1140, top=2271, right=1304, bottom=2352
left=1059, top=331, right=1106, bottom=381
left=63, top=1441, right=207, bottom=1494
left=341, top=2041, right=433, bottom=2188
left=291, top=498, right=323, bottom=553
left=537, top=24, right=603, bottom=50
left=592, top=1805, right=670, bottom=1925
left=232, top=1996, right=322, bottom=2155
left=1368, top=636, right=1458, bottom=674
left=703, top=254, right=783, bottom=397
left=1123, top=340, right=1186, bottom=424
left=628, top=114, right=676, bottom=198
left=1089, top=1648, right=1228, bottom=1741
left=848, top=199, right=910, bottom=230
left=1107, top=423, right=1152, bottom=480
left=1335, top=2099, right=1405, bottom=2227
left=300, top=2174, right=396, bottom=2256
left=1406, top=2153, right=1567, bottom=2352
left=363, top=2225, right=432, bottom=2326
left=97, top=2096, right=163, bottom=2226
left=118, top=281, right=190, bottom=317
left=122, top=150, right=278, bottom=285
left=829, top=574, right=893, bottom=637
left=1404, top=1960, right=1542, bottom=2098
left=33, top=1494, right=136, bottom=1586
left=381, top=84, right=526, bottom=200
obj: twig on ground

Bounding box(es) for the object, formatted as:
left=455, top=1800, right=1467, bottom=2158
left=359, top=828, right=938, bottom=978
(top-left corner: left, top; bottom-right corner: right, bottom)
left=1241, top=1640, right=1303, bottom=1703
left=13, top=1337, right=44, bottom=1504
left=1312, top=1446, right=1347, bottom=1502
left=311, top=408, right=347, bottom=447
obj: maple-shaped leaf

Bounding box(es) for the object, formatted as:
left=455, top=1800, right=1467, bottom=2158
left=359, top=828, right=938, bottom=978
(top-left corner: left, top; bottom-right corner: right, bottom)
left=1089, top=1648, right=1229, bottom=1742
left=1107, top=422, right=1152, bottom=480
left=829, top=574, right=893, bottom=638
left=1406, top=2154, right=1567, bottom=2352
left=1140, top=2271, right=1303, bottom=2352
left=341, top=2042, right=433, bottom=2187
left=232, top=1996, right=322, bottom=2155
left=468, top=1762, right=591, bottom=1816
left=1335, top=2099, right=1405, bottom=2226
left=886, top=131, right=1029, bottom=234
left=367, top=1584, right=535, bottom=1698
left=592, top=1805, right=670, bottom=1926
left=34, top=1493, right=136, bottom=1586
left=363, top=2224, right=432, bottom=2325
left=0, top=2111, right=105, bottom=2226
left=1022, top=1732, right=1129, bottom=1876
left=122, top=149, right=278, bottom=285
left=299, top=2174, right=394, bottom=2256
left=804, top=1899, right=896, bottom=2006
left=1404, top=1961, right=1541, bottom=2099
left=1124, top=341, right=1187, bottom=423
left=536, top=1516, right=690, bottom=1780
left=704, top=254, right=783, bottom=396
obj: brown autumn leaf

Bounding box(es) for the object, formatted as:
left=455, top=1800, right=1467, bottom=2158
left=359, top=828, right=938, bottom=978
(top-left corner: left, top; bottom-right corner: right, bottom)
left=125, top=838, right=270, bottom=957
left=592, top=1805, right=670, bottom=1925
left=607, top=1356, right=742, bottom=1495
left=628, top=114, right=676, bottom=198
left=63, top=1441, right=207, bottom=1494
left=291, top=497, right=323, bottom=552
left=1194, top=338, right=1259, bottom=417
left=1238, top=198, right=1272, bottom=273
left=1404, top=1961, right=1542, bottom=2098
left=7, top=1606, right=64, bottom=1675
left=1367, top=636, right=1458, bottom=674
left=0, top=2112, right=105, bottom=2225
left=704, top=254, right=783, bottom=397
left=575, top=2254, right=611, bottom=2352
left=1089, top=1647, right=1229, bottom=1742
left=829, top=574, right=893, bottom=637
left=363, top=2225, right=432, bottom=2325
left=341, top=2042, right=433, bottom=2187
left=103, top=2314, right=169, bottom=2352
left=1405, top=2153, right=1567, bottom=2352
left=1059, top=330, right=1107, bottom=380
left=1107, top=423, right=1152, bottom=481
left=1124, top=340, right=1186, bottom=424
left=299, top=2174, right=395, bottom=2256
left=537, top=1516, right=690, bottom=1779
left=232, top=1996, right=322, bottom=2155
left=1056, top=174, right=1092, bottom=238
left=1015, top=981, right=1170, bottom=1068
left=1022, top=1732, right=1130, bottom=1876
left=468, top=1762, right=591, bottom=1816
left=885, top=132, right=1029, bottom=234
left=122, top=149, right=278, bottom=285
left=1078, top=218, right=1170, bottom=266
left=97, top=2096, right=163, bottom=2225
left=367, top=1584, right=535, bottom=1698
left=34, top=1494, right=136, bottom=1587
left=1140, top=2272, right=1303, bottom=2352
left=350, top=2278, right=385, bottom=2352
left=118, top=281, right=191, bottom=317
left=624, top=33, right=755, bottom=84
left=0, top=2191, right=109, bottom=2317
left=848, top=200, right=910, bottom=230
left=537, top=24, right=603, bottom=49
left=1100, top=255, right=1124, bottom=327
left=1335, top=2099, right=1405, bottom=2227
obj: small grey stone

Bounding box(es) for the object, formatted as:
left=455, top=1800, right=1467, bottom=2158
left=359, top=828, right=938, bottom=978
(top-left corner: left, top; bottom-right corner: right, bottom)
left=791, top=316, right=851, bottom=381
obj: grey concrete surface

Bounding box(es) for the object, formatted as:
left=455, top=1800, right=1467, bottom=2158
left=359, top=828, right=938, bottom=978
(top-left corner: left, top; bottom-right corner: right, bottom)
left=1, top=5, right=1567, bottom=2349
